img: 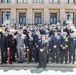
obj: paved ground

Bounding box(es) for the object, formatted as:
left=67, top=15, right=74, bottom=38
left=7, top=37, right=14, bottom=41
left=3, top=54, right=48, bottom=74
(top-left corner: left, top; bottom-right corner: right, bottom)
left=0, top=67, right=76, bottom=75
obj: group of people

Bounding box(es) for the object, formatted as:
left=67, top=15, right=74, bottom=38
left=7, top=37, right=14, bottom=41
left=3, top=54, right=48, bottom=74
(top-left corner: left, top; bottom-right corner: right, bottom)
left=0, top=22, right=76, bottom=69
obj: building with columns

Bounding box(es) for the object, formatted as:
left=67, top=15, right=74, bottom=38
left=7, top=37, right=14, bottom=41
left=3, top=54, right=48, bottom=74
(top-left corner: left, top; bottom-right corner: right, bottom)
left=0, top=0, right=76, bottom=26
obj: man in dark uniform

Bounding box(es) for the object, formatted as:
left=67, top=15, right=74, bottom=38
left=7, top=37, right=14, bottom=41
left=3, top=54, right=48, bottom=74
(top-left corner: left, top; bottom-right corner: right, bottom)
left=64, top=23, right=71, bottom=36
left=37, top=34, right=48, bottom=69
left=60, top=32, right=69, bottom=64
left=49, top=24, right=56, bottom=37
left=7, top=29, right=17, bottom=63
left=24, top=32, right=33, bottom=63
left=68, top=30, right=76, bottom=64
left=51, top=29, right=61, bottom=63
left=33, top=30, right=39, bottom=63
left=0, top=28, right=7, bottom=64
left=45, top=32, right=51, bottom=63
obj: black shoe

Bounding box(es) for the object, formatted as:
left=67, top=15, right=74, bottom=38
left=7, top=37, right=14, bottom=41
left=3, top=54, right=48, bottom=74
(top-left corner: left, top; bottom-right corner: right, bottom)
left=4, top=62, right=7, bottom=64
left=65, top=62, right=67, bottom=64
left=43, top=67, right=46, bottom=69
left=21, top=61, right=23, bottom=63
left=17, top=61, right=20, bottom=63
left=9, top=62, right=12, bottom=64
left=37, top=66, right=42, bottom=69
left=1, top=62, right=3, bottom=64
left=72, top=62, right=75, bottom=64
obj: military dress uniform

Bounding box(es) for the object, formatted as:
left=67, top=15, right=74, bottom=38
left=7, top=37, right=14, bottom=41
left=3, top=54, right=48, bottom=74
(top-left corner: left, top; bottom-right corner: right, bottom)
left=60, top=36, right=69, bottom=64
left=33, top=33, right=39, bottom=62
left=45, top=34, right=51, bottom=63
left=51, top=34, right=61, bottom=63
left=68, top=31, right=76, bottom=64
left=25, top=36, right=33, bottom=63
left=7, top=34, right=17, bottom=62
left=38, top=39, right=48, bottom=69
left=0, top=31, right=7, bottom=64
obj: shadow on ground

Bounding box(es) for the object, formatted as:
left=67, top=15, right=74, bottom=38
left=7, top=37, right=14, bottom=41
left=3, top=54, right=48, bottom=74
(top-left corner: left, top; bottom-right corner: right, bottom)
left=0, top=67, right=74, bottom=74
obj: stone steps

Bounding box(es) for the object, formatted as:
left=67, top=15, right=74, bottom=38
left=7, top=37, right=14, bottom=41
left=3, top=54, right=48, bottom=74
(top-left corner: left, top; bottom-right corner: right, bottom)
left=0, top=63, right=76, bottom=68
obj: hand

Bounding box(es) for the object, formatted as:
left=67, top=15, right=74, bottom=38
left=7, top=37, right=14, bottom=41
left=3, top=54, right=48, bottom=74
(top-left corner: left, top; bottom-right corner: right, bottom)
left=62, top=47, right=66, bottom=49
left=36, top=45, right=38, bottom=48
left=7, top=47, right=9, bottom=50
left=65, top=45, right=68, bottom=48
left=60, top=45, right=63, bottom=47
left=49, top=49, right=51, bottom=51
left=53, top=45, right=57, bottom=48
left=27, top=49, right=29, bottom=51
left=40, top=49, right=43, bottom=52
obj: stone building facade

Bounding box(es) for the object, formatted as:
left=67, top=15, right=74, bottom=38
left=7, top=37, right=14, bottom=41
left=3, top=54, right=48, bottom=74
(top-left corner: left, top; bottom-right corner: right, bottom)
left=0, top=0, right=76, bottom=26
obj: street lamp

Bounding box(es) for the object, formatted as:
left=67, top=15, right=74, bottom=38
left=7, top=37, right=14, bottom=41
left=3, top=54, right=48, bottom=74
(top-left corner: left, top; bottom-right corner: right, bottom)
left=67, top=11, right=70, bottom=20
left=5, top=11, right=9, bottom=20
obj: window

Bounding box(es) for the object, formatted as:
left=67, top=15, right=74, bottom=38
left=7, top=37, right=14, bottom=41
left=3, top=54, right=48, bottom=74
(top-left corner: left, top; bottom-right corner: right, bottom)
left=70, top=0, right=74, bottom=4
left=2, top=11, right=11, bottom=23
left=65, top=12, right=74, bottom=24
left=33, top=0, right=43, bottom=3
left=17, top=0, right=21, bottom=3
left=39, top=0, right=43, bottom=3
left=19, top=13, right=26, bottom=24
left=7, top=0, right=11, bottom=3
left=35, top=13, right=42, bottom=24
left=54, top=0, right=59, bottom=4
left=50, top=13, right=57, bottom=24
left=49, top=0, right=53, bottom=3
left=23, top=0, right=27, bottom=3
left=33, top=0, right=37, bottom=3
left=65, top=0, right=69, bottom=3
left=1, top=0, right=5, bottom=3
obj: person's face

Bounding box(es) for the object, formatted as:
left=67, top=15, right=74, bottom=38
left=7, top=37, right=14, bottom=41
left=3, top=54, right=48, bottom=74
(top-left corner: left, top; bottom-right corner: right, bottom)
left=42, top=35, right=45, bottom=40
left=10, top=32, right=14, bottom=35
left=54, top=32, right=58, bottom=35
left=46, top=34, right=49, bottom=38
left=28, top=33, right=31, bottom=37
left=70, top=33, right=73, bottom=36
left=19, top=30, right=23, bottom=35
left=62, top=34, right=66, bottom=38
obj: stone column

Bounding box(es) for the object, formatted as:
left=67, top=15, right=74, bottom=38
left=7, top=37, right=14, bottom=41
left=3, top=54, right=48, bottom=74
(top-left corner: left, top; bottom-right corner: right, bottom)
left=44, top=0, right=48, bottom=4
left=27, top=8, right=33, bottom=24
left=11, top=0, right=16, bottom=4
left=60, top=0, right=65, bottom=4
left=74, top=9, right=76, bottom=27
left=60, top=8, right=65, bottom=25
left=44, top=8, right=49, bottom=24
left=11, top=8, right=16, bottom=24
left=0, top=0, right=1, bottom=3
left=28, top=0, right=32, bottom=4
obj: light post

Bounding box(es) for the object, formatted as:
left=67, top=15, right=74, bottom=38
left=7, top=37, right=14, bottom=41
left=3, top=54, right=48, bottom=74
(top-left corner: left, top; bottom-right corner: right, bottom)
left=67, top=11, right=71, bottom=20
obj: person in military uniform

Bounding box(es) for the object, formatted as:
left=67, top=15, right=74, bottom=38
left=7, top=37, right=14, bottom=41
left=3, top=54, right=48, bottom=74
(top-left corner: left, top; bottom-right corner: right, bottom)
left=60, top=32, right=69, bottom=64
left=51, top=29, right=61, bottom=63
left=68, top=30, right=76, bottom=64
left=45, top=32, right=51, bottom=63
left=0, top=28, right=7, bottom=64
left=33, top=30, right=39, bottom=63
left=7, top=29, right=17, bottom=63
left=49, top=24, right=56, bottom=37
left=64, top=23, right=71, bottom=36
left=24, top=32, right=33, bottom=63
left=37, top=34, right=48, bottom=69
